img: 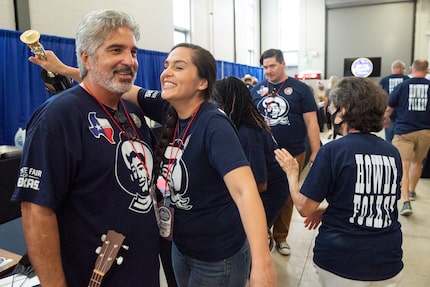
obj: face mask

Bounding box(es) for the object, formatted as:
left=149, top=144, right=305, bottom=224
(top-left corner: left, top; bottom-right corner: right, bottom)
left=332, top=109, right=344, bottom=136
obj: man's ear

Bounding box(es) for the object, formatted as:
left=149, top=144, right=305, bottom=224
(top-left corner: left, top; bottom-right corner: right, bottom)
left=81, top=52, right=90, bottom=70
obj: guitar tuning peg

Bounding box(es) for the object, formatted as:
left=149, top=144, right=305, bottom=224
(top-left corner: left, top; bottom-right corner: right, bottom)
left=122, top=245, right=129, bottom=250
left=95, top=246, right=102, bottom=254
left=101, top=234, right=106, bottom=241
left=116, top=256, right=124, bottom=265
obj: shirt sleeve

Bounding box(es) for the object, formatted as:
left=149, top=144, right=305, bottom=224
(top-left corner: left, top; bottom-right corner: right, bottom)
left=238, top=127, right=267, bottom=183
left=388, top=83, right=402, bottom=108
left=205, top=113, right=250, bottom=177
left=12, top=105, right=76, bottom=209
left=137, top=88, right=170, bottom=124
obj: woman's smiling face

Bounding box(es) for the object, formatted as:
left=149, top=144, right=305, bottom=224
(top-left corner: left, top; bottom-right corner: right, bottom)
left=160, top=46, right=207, bottom=104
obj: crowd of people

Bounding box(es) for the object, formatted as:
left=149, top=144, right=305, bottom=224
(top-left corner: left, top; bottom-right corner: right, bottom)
left=10, top=8, right=430, bottom=287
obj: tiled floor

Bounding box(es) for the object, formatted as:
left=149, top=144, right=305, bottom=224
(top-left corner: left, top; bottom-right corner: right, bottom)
left=160, top=130, right=430, bottom=286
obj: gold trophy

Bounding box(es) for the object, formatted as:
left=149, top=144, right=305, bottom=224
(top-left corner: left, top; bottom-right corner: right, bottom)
left=20, top=30, right=73, bottom=94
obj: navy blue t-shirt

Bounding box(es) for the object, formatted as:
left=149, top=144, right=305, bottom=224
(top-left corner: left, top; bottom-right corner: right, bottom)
left=12, top=85, right=160, bottom=287
left=138, top=90, right=249, bottom=262
left=251, top=77, right=317, bottom=156
left=388, top=77, right=430, bottom=134
left=301, top=133, right=403, bottom=280
left=379, top=74, right=409, bottom=121
left=237, top=125, right=289, bottom=226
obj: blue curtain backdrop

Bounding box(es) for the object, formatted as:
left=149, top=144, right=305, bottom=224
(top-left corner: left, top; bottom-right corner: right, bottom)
left=0, top=29, right=263, bottom=145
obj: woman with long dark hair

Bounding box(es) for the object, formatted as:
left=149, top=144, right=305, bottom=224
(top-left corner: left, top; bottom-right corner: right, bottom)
left=214, top=77, right=289, bottom=235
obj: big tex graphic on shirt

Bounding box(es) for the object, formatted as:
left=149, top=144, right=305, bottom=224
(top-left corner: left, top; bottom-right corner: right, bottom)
left=255, top=85, right=291, bottom=126
left=160, top=135, right=192, bottom=210
left=115, top=138, right=154, bottom=214
left=88, top=111, right=155, bottom=214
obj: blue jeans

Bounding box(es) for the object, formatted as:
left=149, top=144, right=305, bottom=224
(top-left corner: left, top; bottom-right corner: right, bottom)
left=171, top=240, right=251, bottom=287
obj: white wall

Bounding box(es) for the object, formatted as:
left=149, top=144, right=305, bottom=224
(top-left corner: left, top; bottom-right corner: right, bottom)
left=3, top=0, right=174, bottom=53
left=1, top=0, right=429, bottom=72
left=234, top=0, right=260, bottom=65
left=415, top=0, right=430, bottom=61
left=0, top=0, right=15, bottom=29
left=261, top=0, right=430, bottom=78
left=190, top=0, right=249, bottom=63
left=260, top=0, right=326, bottom=77
left=190, top=0, right=212, bottom=52
left=211, top=0, right=235, bottom=61
left=299, top=0, right=325, bottom=76
left=260, top=0, right=279, bottom=51
left=326, top=2, right=415, bottom=79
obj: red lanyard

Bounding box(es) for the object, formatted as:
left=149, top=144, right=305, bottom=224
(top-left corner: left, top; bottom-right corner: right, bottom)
left=81, top=83, right=150, bottom=178
left=163, top=104, right=201, bottom=192
left=269, top=79, right=286, bottom=96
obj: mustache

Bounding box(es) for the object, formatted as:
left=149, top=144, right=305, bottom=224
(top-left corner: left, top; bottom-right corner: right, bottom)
left=114, top=65, right=135, bottom=74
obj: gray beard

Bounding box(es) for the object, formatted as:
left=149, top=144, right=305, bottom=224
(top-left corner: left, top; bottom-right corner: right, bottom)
left=90, top=69, right=135, bottom=94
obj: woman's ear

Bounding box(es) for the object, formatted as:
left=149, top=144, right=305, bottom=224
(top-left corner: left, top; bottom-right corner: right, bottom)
left=197, top=79, right=208, bottom=91
left=333, top=107, right=346, bottom=124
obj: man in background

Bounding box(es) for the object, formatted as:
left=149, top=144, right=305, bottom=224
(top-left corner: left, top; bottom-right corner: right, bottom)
left=385, top=59, right=430, bottom=216
left=379, top=60, right=410, bottom=143
left=250, top=49, right=320, bottom=255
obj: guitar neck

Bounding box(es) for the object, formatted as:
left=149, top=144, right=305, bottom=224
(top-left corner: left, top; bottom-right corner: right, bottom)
left=87, top=230, right=126, bottom=287
left=88, top=270, right=104, bottom=287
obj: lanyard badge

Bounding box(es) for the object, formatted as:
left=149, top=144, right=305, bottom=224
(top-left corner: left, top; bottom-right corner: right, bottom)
left=156, top=176, right=174, bottom=241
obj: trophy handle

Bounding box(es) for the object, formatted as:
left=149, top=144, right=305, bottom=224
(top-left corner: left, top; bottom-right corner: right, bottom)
left=20, top=30, right=73, bottom=94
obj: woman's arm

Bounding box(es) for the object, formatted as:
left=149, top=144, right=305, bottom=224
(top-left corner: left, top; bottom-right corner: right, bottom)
left=28, top=50, right=81, bottom=83
left=21, top=202, right=67, bottom=287
left=223, top=166, right=277, bottom=287
left=28, top=50, right=144, bottom=108
left=274, top=148, right=320, bottom=217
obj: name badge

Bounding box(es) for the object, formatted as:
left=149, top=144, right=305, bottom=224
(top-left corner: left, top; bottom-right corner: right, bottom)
left=158, top=204, right=174, bottom=241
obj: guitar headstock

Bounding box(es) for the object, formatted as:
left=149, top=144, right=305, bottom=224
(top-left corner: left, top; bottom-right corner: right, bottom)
left=93, top=230, right=126, bottom=277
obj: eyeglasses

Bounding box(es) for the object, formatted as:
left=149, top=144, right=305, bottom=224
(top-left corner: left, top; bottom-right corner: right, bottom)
left=114, top=111, right=137, bottom=140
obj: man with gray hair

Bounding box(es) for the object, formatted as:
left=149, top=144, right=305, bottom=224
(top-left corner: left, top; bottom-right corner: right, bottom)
left=12, top=10, right=160, bottom=286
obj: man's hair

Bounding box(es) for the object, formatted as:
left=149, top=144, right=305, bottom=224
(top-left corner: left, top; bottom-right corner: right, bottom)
left=260, top=49, right=284, bottom=65
left=329, top=77, right=387, bottom=133
left=76, top=9, right=140, bottom=79
left=411, top=59, right=429, bottom=72
left=391, top=60, right=405, bottom=71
